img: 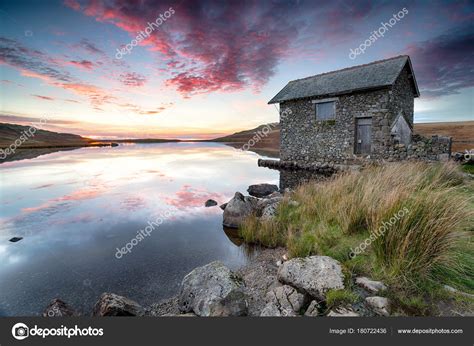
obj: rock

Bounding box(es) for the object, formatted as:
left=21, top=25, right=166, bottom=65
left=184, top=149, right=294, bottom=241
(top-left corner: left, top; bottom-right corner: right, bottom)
left=355, top=277, right=387, bottom=293
left=277, top=256, right=344, bottom=300
left=327, top=307, right=360, bottom=317
left=222, top=192, right=258, bottom=228
left=365, top=296, right=390, bottom=316
left=260, top=200, right=281, bottom=220
left=162, top=313, right=197, bottom=317
left=256, top=197, right=283, bottom=219
left=9, top=237, right=23, bottom=242
left=236, top=247, right=286, bottom=316
left=443, top=285, right=474, bottom=299
left=247, top=183, right=279, bottom=198
left=260, top=285, right=307, bottom=317
left=267, top=191, right=283, bottom=199
left=205, top=199, right=218, bottom=207
left=178, top=261, right=247, bottom=316
left=219, top=202, right=228, bottom=210
left=43, top=299, right=78, bottom=317
left=276, top=260, right=282, bottom=266
left=304, top=300, right=320, bottom=317
left=92, top=293, right=145, bottom=316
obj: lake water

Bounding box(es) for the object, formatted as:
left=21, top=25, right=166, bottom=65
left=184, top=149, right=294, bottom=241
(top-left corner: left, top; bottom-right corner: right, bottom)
left=0, top=142, right=279, bottom=316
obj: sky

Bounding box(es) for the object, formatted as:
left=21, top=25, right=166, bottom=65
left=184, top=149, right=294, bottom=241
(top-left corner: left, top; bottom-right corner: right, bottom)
left=0, top=0, right=473, bottom=139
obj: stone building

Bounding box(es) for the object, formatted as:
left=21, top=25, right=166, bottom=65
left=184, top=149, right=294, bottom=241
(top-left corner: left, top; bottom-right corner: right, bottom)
left=268, top=55, right=451, bottom=164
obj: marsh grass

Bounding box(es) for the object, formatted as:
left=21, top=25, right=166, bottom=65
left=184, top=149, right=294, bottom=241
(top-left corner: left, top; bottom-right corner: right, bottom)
left=239, top=162, right=474, bottom=303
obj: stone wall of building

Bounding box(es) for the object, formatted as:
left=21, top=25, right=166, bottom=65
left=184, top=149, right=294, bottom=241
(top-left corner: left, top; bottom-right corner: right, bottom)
left=389, top=65, right=415, bottom=125
left=279, top=67, right=450, bottom=165
left=280, top=88, right=391, bottom=164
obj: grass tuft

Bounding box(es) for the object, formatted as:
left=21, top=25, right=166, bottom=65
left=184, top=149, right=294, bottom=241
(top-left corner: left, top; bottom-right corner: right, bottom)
left=239, top=162, right=474, bottom=299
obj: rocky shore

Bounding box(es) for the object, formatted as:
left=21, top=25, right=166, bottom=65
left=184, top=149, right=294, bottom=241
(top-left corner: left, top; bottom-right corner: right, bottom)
left=40, top=183, right=472, bottom=318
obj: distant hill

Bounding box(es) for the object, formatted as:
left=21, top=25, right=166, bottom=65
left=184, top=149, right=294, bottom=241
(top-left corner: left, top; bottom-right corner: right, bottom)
left=0, top=123, right=93, bottom=148
left=414, top=121, right=474, bottom=152
left=213, top=121, right=474, bottom=153
left=212, top=123, right=280, bottom=154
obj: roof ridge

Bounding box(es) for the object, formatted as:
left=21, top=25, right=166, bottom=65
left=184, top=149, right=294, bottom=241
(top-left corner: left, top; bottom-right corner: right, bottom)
left=289, top=55, right=408, bottom=84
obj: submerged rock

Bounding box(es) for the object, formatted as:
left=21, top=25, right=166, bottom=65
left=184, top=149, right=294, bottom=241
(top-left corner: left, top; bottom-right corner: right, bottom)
left=365, top=296, right=390, bottom=316
left=9, top=237, right=23, bottom=242
left=260, top=285, right=307, bottom=317
left=178, top=261, right=247, bottom=316
left=277, top=256, right=344, bottom=300
left=247, top=183, right=279, bottom=198
left=92, top=293, right=145, bottom=316
left=222, top=192, right=257, bottom=228
left=355, top=277, right=387, bottom=293
left=43, top=299, right=78, bottom=317
left=205, top=199, right=218, bottom=207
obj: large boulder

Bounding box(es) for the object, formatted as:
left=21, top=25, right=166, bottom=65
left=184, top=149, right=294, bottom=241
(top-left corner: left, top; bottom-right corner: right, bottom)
left=43, top=299, right=78, bottom=317
left=260, top=285, right=308, bottom=317
left=222, top=192, right=257, bottom=228
left=92, top=293, right=145, bottom=316
left=178, top=261, right=247, bottom=316
left=247, top=183, right=279, bottom=198
left=277, top=256, right=345, bottom=300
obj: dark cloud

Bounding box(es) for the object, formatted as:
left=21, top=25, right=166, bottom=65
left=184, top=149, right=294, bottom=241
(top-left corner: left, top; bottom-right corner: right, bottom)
left=31, top=94, right=55, bottom=101
left=0, top=37, right=72, bottom=83
left=68, top=59, right=94, bottom=70
left=75, top=38, right=106, bottom=56
left=407, top=23, right=474, bottom=97
left=119, top=72, right=147, bottom=87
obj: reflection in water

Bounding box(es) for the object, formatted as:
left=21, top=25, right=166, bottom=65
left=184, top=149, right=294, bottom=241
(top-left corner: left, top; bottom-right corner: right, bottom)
left=0, top=142, right=279, bottom=316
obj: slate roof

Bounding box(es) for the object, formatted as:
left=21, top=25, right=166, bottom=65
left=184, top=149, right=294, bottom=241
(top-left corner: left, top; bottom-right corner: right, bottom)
left=268, top=55, right=419, bottom=104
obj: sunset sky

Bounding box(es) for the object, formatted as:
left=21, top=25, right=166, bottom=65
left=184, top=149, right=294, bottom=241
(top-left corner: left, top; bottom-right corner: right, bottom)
left=0, top=0, right=472, bottom=139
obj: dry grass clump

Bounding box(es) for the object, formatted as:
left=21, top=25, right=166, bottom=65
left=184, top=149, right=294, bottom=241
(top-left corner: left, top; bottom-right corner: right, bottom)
left=240, top=162, right=473, bottom=294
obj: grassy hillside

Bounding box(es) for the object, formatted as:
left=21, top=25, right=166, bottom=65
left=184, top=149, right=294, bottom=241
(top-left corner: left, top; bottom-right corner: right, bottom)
left=0, top=123, right=92, bottom=148
left=414, top=121, right=474, bottom=152
left=212, top=123, right=280, bottom=153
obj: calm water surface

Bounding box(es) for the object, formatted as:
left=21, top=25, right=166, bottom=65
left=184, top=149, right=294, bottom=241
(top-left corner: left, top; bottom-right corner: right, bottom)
left=0, top=143, right=279, bottom=316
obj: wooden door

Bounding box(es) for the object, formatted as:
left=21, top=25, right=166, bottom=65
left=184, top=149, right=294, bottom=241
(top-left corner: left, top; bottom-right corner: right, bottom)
left=356, top=118, right=372, bottom=154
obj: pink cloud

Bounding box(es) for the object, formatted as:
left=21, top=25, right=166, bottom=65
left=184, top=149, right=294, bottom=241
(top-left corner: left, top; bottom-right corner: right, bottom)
left=65, top=1, right=299, bottom=97
left=164, top=185, right=224, bottom=209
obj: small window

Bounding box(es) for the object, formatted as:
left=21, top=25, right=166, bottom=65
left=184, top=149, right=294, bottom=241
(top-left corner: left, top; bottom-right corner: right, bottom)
left=316, top=101, right=335, bottom=120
